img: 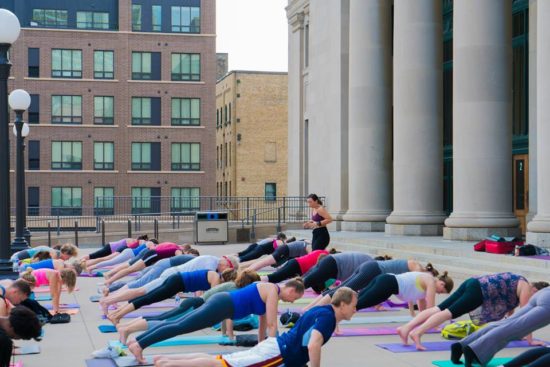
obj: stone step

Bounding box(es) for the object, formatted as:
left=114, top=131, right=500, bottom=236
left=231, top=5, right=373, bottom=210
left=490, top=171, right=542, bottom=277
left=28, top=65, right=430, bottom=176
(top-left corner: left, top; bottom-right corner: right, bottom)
left=287, top=230, right=550, bottom=282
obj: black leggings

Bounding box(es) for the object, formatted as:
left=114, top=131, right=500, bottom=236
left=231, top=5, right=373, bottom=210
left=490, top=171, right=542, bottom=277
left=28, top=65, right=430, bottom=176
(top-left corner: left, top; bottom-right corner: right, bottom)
left=267, top=259, right=302, bottom=283
left=303, top=255, right=338, bottom=291
left=327, top=261, right=382, bottom=297
left=137, top=292, right=234, bottom=349
left=311, top=227, right=330, bottom=250
left=130, top=274, right=186, bottom=310
left=89, top=244, right=113, bottom=260
left=437, top=278, right=483, bottom=318
left=356, top=274, right=399, bottom=310
left=503, top=347, right=550, bottom=367
left=144, top=297, right=205, bottom=321
left=271, top=245, right=291, bottom=265
left=239, top=242, right=275, bottom=262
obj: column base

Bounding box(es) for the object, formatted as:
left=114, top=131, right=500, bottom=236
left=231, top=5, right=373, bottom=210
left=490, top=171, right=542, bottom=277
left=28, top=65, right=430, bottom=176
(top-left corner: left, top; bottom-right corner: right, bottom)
left=385, top=223, right=443, bottom=236
left=526, top=232, right=550, bottom=247
left=341, top=221, right=386, bottom=232
left=443, top=226, right=522, bottom=241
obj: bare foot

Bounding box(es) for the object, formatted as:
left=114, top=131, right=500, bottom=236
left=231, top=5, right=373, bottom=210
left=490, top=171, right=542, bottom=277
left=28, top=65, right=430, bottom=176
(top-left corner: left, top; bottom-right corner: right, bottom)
left=410, top=331, right=426, bottom=351
left=107, top=311, right=120, bottom=325
left=397, top=326, right=410, bottom=345
left=99, top=299, right=110, bottom=315
left=118, top=325, right=129, bottom=344
left=128, top=341, right=145, bottom=364
left=102, top=287, right=110, bottom=297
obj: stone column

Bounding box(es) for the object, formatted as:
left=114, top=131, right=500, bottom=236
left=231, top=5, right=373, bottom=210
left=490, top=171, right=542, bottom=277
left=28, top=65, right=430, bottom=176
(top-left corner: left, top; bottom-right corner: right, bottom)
left=527, top=0, right=537, bottom=224
left=527, top=0, right=550, bottom=246
left=444, top=0, right=520, bottom=240
left=385, top=0, right=446, bottom=236
left=342, top=0, right=392, bottom=232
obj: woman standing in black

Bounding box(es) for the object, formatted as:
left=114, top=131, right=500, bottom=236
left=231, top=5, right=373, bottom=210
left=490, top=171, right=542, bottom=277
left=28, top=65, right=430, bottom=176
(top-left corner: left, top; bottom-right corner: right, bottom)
left=303, top=194, right=332, bottom=250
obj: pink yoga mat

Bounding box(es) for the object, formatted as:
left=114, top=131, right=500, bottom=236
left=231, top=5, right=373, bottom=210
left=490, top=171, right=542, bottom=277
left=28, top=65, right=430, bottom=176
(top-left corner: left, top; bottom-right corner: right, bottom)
left=334, top=327, right=440, bottom=337
left=34, top=286, right=80, bottom=293
left=376, top=340, right=543, bottom=353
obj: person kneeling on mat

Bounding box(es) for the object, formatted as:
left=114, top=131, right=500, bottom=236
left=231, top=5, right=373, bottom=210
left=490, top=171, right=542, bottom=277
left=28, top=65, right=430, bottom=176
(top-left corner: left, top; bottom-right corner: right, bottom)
left=154, top=286, right=357, bottom=367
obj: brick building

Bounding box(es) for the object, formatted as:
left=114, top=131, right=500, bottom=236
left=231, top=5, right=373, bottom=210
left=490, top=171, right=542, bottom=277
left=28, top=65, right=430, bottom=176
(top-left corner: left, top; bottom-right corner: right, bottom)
left=1, top=0, right=216, bottom=216
left=216, top=71, right=288, bottom=199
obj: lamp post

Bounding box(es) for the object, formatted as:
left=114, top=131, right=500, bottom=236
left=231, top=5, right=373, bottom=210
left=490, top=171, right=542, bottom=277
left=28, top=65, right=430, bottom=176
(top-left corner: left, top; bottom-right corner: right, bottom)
left=9, top=89, right=31, bottom=251
left=0, top=9, right=21, bottom=274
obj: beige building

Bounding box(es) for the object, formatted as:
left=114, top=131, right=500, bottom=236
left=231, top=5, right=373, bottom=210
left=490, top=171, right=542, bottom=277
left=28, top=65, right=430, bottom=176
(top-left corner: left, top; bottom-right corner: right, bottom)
left=216, top=71, right=288, bottom=200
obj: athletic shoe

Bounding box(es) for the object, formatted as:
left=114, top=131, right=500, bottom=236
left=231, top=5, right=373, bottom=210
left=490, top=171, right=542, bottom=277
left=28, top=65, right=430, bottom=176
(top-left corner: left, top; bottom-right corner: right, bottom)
left=91, top=346, right=124, bottom=358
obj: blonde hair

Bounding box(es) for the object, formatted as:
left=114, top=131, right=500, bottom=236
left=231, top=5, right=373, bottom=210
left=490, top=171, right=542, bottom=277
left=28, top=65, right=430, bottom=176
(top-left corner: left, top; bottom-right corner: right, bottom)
left=60, top=269, right=77, bottom=292
left=20, top=268, right=37, bottom=288
left=66, top=260, right=83, bottom=275
left=60, top=243, right=78, bottom=257
left=221, top=268, right=238, bottom=282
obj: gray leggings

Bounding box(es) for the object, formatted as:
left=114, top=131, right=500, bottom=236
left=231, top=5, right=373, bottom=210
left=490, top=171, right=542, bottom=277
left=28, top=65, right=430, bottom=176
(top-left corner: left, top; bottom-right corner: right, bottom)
left=462, top=288, right=550, bottom=365
left=93, top=248, right=135, bottom=268
left=136, top=292, right=234, bottom=349
left=326, top=261, right=382, bottom=297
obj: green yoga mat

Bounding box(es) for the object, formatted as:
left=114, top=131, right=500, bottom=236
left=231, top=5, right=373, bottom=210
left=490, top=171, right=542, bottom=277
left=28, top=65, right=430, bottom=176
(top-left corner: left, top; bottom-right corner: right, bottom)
left=340, top=315, right=412, bottom=325
left=109, top=335, right=231, bottom=348
left=433, top=358, right=512, bottom=367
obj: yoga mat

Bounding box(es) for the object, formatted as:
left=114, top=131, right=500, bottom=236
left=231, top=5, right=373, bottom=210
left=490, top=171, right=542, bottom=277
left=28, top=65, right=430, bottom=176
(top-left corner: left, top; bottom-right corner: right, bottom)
left=432, top=358, right=512, bottom=367
left=49, top=308, right=79, bottom=315
left=334, top=327, right=440, bottom=337
left=34, top=295, right=52, bottom=301
left=98, top=325, right=117, bottom=333
left=279, top=306, right=399, bottom=314
left=13, top=344, right=41, bottom=355
left=90, top=295, right=101, bottom=302
left=106, top=301, right=178, bottom=311
left=85, top=359, right=118, bottom=367
left=109, top=334, right=232, bottom=348
left=114, top=356, right=154, bottom=367
left=34, top=286, right=79, bottom=293
left=530, top=255, right=550, bottom=260
left=10, top=362, right=23, bottom=367
left=378, top=340, right=541, bottom=353
left=43, top=303, right=80, bottom=310
left=102, top=311, right=161, bottom=319
left=339, top=315, right=412, bottom=325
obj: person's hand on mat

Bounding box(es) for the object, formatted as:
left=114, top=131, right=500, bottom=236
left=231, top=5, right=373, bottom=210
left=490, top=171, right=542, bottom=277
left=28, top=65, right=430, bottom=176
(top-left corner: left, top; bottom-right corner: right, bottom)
left=333, top=324, right=342, bottom=335
left=374, top=304, right=387, bottom=312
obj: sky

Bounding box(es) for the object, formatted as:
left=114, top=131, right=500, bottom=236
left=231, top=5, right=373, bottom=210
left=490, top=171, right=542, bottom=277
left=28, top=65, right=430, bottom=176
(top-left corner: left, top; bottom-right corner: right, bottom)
left=216, top=0, right=289, bottom=72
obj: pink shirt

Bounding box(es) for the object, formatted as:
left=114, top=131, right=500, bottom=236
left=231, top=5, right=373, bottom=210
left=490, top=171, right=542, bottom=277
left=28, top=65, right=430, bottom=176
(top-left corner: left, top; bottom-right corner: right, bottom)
left=155, top=242, right=179, bottom=259
left=296, top=250, right=328, bottom=274
left=33, top=268, right=56, bottom=287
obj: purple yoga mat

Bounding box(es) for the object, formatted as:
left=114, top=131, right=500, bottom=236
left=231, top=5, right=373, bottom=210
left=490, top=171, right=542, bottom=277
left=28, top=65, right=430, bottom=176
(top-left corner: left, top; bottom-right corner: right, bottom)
left=279, top=306, right=398, bottom=315
left=530, top=255, right=550, bottom=260
left=334, top=327, right=440, bottom=337
left=44, top=303, right=80, bottom=310
left=85, top=359, right=117, bottom=367
left=376, top=340, right=542, bottom=353
left=102, top=311, right=162, bottom=319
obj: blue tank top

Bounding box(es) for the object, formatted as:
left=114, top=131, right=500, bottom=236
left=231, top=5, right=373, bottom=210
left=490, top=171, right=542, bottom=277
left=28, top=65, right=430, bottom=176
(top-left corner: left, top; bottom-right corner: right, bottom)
left=22, top=259, right=55, bottom=271
left=229, top=283, right=266, bottom=319
left=0, top=285, right=5, bottom=298
left=180, top=269, right=211, bottom=292
left=132, top=244, right=147, bottom=255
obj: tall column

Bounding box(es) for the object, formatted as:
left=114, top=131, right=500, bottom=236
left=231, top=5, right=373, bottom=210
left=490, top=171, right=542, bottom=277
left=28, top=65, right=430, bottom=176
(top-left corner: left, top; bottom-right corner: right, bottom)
left=444, top=0, right=520, bottom=240
left=342, top=0, right=392, bottom=232
left=385, top=0, right=446, bottom=236
left=527, top=0, right=550, bottom=246
left=526, top=0, right=537, bottom=224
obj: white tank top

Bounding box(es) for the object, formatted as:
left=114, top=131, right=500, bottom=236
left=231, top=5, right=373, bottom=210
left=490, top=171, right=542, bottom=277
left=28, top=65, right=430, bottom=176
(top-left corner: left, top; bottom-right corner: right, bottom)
left=395, top=272, right=426, bottom=302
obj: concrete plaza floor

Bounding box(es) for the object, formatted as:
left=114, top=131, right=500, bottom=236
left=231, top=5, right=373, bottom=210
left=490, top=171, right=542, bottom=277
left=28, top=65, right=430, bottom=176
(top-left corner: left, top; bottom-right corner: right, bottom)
left=12, top=242, right=550, bottom=367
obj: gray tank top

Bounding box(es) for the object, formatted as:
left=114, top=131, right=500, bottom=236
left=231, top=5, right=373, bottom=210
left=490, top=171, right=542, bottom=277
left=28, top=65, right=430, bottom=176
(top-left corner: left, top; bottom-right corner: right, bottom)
left=334, top=253, right=373, bottom=280
left=288, top=241, right=308, bottom=258
left=377, top=259, right=409, bottom=275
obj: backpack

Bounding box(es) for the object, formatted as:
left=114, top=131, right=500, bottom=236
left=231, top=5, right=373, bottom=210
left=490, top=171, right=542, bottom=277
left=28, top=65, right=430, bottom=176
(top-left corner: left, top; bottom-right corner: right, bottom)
left=441, top=320, right=485, bottom=340
left=211, top=314, right=259, bottom=332
left=20, top=299, right=52, bottom=324
left=50, top=313, right=71, bottom=324
left=280, top=311, right=301, bottom=328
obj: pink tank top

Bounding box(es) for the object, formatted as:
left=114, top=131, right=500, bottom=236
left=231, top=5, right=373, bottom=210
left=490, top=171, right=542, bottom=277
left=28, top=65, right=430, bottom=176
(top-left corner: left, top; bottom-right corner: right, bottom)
left=296, top=250, right=328, bottom=274
left=155, top=243, right=179, bottom=259
left=34, top=269, right=55, bottom=287
left=127, top=240, right=140, bottom=249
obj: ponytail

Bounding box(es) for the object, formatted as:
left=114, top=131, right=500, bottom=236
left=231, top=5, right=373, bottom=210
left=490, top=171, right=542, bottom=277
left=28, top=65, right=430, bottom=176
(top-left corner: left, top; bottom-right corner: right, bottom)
left=437, top=271, right=454, bottom=293
left=307, top=193, right=323, bottom=205
left=424, top=263, right=439, bottom=277
left=20, top=268, right=37, bottom=288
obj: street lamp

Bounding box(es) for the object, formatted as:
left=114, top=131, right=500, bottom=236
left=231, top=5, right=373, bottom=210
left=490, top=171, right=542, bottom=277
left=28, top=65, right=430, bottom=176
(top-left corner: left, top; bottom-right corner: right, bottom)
left=10, top=89, right=31, bottom=251
left=0, top=8, right=21, bottom=274
left=14, top=122, right=31, bottom=244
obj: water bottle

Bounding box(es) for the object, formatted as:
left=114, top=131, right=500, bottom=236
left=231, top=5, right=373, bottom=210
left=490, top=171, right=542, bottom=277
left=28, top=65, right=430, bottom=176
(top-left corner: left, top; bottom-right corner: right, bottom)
left=175, top=294, right=181, bottom=305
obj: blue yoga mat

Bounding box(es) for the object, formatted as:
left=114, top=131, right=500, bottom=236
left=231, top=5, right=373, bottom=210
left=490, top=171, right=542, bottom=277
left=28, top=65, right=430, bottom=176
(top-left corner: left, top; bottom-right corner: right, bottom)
left=432, top=358, right=512, bottom=367
left=98, top=324, right=117, bottom=333
left=378, top=339, right=542, bottom=353
left=109, top=334, right=231, bottom=348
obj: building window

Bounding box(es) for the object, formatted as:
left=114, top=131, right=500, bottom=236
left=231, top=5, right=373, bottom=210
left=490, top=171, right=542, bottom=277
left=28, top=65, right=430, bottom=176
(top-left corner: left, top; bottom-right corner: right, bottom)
left=76, top=11, right=110, bottom=29
left=94, top=50, right=114, bottom=79
left=171, top=98, right=200, bottom=126
left=171, top=53, right=200, bottom=81
left=132, top=142, right=160, bottom=170
left=51, top=49, right=82, bottom=78
left=132, top=52, right=151, bottom=79
left=28, top=48, right=40, bottom=77
left=51, top=141, right=82, bottom=170
left=28, top=187, right=40, bottom=216
left=94, top=142, right=114, bottom=170
left=171, top=6, right=200, bottom=33
left=94, top=96, right=114, bottom=125
left=51, top=95, right=82, bottom=124
left=29, top=95, right=40, bottom=124
left=132, top=97, right=161, bottom=125
left=51, top=187, right=82, bottom=215
left=152, top=5, right=162, bottom=32
left=132, top=5, right=142, bottom=31
left=132, top=187, right=161, bottom=214
left=171, top=143, right=200, bottom=171
left=32, top=9, right=68, bottom=28
left=94, top=187, right=114, bottom=215
left=171, top=187, right=200, bottom=213
left=265, top=183, right=277, bottom=201
left=28, top=140, right=40, bottom=170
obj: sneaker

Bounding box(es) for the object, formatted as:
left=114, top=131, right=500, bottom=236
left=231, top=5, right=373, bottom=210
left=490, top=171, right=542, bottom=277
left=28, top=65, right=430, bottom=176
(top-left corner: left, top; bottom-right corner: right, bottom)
left=91, top=346, right=124, bottom=359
